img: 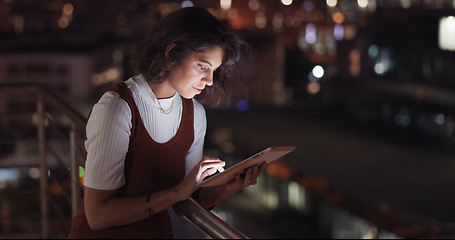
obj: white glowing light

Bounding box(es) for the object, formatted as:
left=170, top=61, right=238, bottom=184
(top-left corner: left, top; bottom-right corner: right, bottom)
left=439, top=16, right=455, bottom=51
left=312, top=65, right=324, bottom=78
left=374, top=62, right=386, bottom=75
left=220, top=0, right=232, bottom=10
left=281, top=0, right=293, bottom=6
left=288, top=181, right=306, bottom=210
left=435, top=113, right=445, bottom=125
left=326, top=0, right=337, bottom=7
left=357, top=0, right=368, bottom=8
left=400, top=0, right=412, bottom=9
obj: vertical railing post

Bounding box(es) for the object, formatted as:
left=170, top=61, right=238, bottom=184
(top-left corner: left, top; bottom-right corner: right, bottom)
left=69, top=123, right=81, bottom=218
left=37, top=94, right=49, bottom=238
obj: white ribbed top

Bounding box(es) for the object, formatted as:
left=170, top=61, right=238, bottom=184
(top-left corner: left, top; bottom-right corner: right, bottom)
left=83, top=75, right=206, bottom=190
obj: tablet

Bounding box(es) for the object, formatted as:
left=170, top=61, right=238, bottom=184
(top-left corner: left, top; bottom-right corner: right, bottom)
left=196, top=146, right=296, bottom=188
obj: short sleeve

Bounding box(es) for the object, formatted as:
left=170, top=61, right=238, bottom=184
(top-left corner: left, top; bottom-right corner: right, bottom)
left=185, top=99, right=206, bottom=176
left=83, top=91, right=132, bottom=190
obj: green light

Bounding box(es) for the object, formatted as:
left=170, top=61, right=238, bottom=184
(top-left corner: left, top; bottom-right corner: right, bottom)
left=79, top=166, right=85, bottom=178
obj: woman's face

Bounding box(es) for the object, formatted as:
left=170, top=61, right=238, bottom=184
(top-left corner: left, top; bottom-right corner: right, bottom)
left=167, top=45, right=224, bottom=99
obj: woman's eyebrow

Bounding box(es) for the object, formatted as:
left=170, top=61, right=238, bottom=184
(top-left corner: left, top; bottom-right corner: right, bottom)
left=199, top=60, right=213, bottom=66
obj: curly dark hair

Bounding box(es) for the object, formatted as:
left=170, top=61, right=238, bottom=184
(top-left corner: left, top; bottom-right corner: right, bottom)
left=129, top=7, right=251, bottom=107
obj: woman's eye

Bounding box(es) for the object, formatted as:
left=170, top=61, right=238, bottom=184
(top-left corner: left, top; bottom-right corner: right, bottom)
left=197, top=64, right=207, bottom=71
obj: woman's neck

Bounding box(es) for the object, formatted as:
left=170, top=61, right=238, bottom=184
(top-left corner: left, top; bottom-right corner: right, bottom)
left=148, top=81, right=176, bottom=99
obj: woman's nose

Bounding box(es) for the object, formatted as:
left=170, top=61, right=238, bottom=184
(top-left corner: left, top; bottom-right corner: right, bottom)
left=202, top=72, right=214, bottom=86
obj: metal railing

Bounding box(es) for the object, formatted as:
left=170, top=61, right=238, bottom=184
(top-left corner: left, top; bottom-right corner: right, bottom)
left=0, top=83, right=246, bottom=239
left=0, top=83, right=87, bottom=238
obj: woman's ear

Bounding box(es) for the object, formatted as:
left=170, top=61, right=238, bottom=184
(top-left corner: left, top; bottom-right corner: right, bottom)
left=165, top=43, right=177, bottom=58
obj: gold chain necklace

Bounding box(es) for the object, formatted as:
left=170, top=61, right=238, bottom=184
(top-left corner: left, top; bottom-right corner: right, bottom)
left=158, top=98, right=174, bottom=114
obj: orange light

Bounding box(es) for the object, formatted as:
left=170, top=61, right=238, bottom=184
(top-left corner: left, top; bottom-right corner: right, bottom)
left=229, top=17, right=245, bottom=29
left=276, top=164, right=292, bottom=180
left=307, top=82, right=321, bottom=94
left=63, top=3, right=74, bottom=15
left=58, top=17, right=69, bottom=29
left=79, top=175, right=84, bottom=186
left=266, top=162, right=292, bottom=180
left=266, top=163, right=279, bottom=176
left=332, top=12, right=345, bottom=24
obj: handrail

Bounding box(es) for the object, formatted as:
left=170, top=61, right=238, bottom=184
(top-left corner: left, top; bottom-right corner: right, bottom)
left=174, top=198, right=247, bottom=239
left=0, top=83, right=87, bottom=128
left=0, top=83, right=247, bottom=239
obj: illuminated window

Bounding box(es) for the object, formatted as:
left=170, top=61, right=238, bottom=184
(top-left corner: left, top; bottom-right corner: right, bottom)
left=439, top=16, right=455, bottom=51
left=288, top=181, right=307, bottom=211
left=220, top=0, right=232, bottom=10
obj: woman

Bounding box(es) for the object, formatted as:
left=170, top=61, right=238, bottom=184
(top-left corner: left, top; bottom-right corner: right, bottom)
left=68, top=6, right=266, bottom=239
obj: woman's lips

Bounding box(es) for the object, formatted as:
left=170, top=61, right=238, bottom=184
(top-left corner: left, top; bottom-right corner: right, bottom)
left=193, top=87, right=203, bottom=94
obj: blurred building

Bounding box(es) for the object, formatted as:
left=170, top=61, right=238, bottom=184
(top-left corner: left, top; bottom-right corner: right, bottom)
left=1, top=0, right=454, bottom=145
left=0, top=0, right=454, bottom=108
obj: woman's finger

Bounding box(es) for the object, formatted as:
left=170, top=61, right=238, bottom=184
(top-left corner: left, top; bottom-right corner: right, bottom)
left=200, top=161, right=225, bottom=172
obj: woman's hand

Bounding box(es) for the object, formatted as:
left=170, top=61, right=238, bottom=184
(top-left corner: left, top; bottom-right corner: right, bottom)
left=195, top=162, right=267, bottom=209
left=175, top=156, right=225, bottom=201
left=195, top=157, right=226, bottom=184
left=227, top=162, right=267, bottom=192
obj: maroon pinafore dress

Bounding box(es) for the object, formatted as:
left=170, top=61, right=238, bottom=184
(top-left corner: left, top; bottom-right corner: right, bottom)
left=68, top=82, right=194, bottom=238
